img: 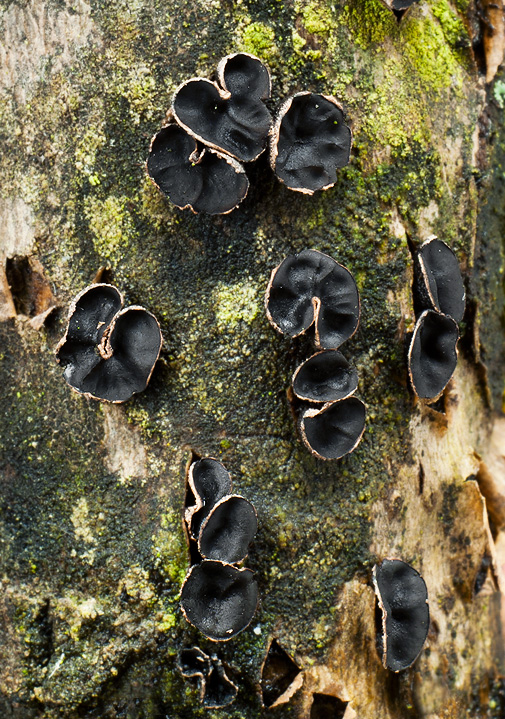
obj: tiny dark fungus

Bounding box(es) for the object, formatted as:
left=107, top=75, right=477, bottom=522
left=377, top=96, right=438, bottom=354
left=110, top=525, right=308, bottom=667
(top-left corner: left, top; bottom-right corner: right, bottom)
left=372, top=558, right=430, bottom=672
left=180, top=560, right=259, bottom=641
left=204, top=655, right=238, bottom=708
left=146, top=123, right=248, bottom=215
left=198, top=495, right=258, bottom=564
left=186, top=457, right=233, bottom=540
left=382, top=0, right=419, bottom=9
left=270, top=92, right=351, bottom=194
left=56, top=284, right=162, bottom=403
left=292, top=350, right=358, bottom=403
left=265, top=249, right=359, bottom=349
left=408, top=309, right=459, bottom=400
left=172, top=53, right=272, bottom=163
left=178, top=646, right=210, bottom=682
left=300, top=396, right=366, bottom=460
left=178, top=647, right=237, bottom=708
left=413, top=237, right=465, bottom=322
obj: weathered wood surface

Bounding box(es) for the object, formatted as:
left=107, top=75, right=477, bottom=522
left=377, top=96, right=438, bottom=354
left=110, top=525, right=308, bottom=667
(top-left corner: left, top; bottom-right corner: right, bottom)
left=1, top=0, right=505, bottom=717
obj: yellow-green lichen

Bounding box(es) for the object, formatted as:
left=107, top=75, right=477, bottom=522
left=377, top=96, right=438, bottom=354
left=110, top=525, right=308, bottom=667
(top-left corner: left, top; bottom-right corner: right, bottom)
left=363, top=58, right=431, bottom=150
left=84, top=194, right=136, bottom=264
left=342, top=0, right=397, bottom=49
left=239, top=21, right=278, bottom=64
left=297, top=0, right=334, bottom=36
left=75, top=124, right=107, bottom=187
left=399, top=11, right=464, bottom=92
left=214, top=280, right=260, bottom=330
left=429, top=0, right=470, bottom=52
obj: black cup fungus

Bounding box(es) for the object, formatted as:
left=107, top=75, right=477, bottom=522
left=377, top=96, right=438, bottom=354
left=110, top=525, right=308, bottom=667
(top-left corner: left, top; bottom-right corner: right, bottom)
left=292, top=350, right=359, bottom=403
left=265, top=249, right=360, bottom=350
left=172, top=53, right=272, bottom=163
left=198, top=495, right=258, bottom=564
left=178, top=647, right=237, bottom=708
left=56, top=284, right=162, bottom=403
left=372, top=559, right=430, bottom=672
left=204, top=655, right=238, bottom=708
left=178, top=646, right=210, bottom=682
left=146, top=123, right=249, bottom=215
left=270, top=92, right=352, bottom=194
left=300, top=396, right=366, bottom=460
left=186, top=457, right=233, bottom=541
left=408, top=309, right=459, bottom=400
left=381, top=0, right=419, bottom=10
left=180, top=560, right=259, bottom=641
left=413, top=237, right=465, bottom=323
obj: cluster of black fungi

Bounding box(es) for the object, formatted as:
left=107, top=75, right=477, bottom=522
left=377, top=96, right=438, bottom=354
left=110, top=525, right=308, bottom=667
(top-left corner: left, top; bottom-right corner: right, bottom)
left=373, top=559, right=430, bottom=672
left=178, top=646, right=237, bottom=709
left=55, top=284, right=162, bottom=403
left=146, top=53, right=352, bottom=214
left=180, top=458, right=259, bottom=641
left=265, top=249, right=365, bottom=460
left=407, top=237, right=465, bottom=400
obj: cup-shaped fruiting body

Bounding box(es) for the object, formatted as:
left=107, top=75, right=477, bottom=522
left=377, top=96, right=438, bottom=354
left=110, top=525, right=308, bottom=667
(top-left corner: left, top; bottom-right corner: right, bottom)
left=172, top=53, right=272, bottom=163
left=372, top=559, right=429, bottom=672
left=55, top=284, right=162, bottom=403
left=380, top=0, right=420, bottom=12
left=181, top=458, right=259, bottom=640
left=180, top=560, right=259, bottom=641
left=300, top=397, right=366, bottom=461
left=408, top=310, right=459, bottom=400
left=270, top=92, right=352, bottom=194
left=178, top=647, right=238, bottom=708
left=186, top=457, right=233, bottom=541
left=292, top=350, right=359, bottom=403
left=198, top=495, right=258, bottom=564
left=178, top=646, right=210, bottom=684
left=413, top=237, right=465, bottom=323
left=265, top=249, right=360, bottom=350
left=146, top=123, right=249, bottom=215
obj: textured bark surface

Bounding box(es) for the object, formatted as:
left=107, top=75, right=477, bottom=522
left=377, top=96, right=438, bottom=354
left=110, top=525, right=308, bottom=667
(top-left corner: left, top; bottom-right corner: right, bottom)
left=1, top=0, right=505, bottom=717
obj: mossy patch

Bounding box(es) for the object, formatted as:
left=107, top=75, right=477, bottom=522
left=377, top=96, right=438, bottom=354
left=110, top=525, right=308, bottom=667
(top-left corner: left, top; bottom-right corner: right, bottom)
left=239, top=20, right=278, bottom=63
left=342, top=0, right=397, bottom=49
left=84, top=194, right=137, bottom=265
left=214, top=280, right=261, bottom=330
left=296, top=0, right=334, bottom=36
left=398, top=11, right=465, bottom=93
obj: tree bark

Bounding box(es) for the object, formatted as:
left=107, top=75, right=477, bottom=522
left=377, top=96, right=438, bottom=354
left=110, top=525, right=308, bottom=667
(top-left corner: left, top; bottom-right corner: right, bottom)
left=1, top=0, right=505, bottom=717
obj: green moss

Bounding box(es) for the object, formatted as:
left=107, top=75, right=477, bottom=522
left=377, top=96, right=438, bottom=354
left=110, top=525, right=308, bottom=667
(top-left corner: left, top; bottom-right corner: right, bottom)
left=399, top=12, right=464, bottom=92
left=214, top=280, right=260, bottom=330
left=240, top=21, right=278, bottom=62
left=342, top=0, right=396, bottom=49
left=429, top=0, right=470, bottom=52
left=298, top=0, right=334, bottom=36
